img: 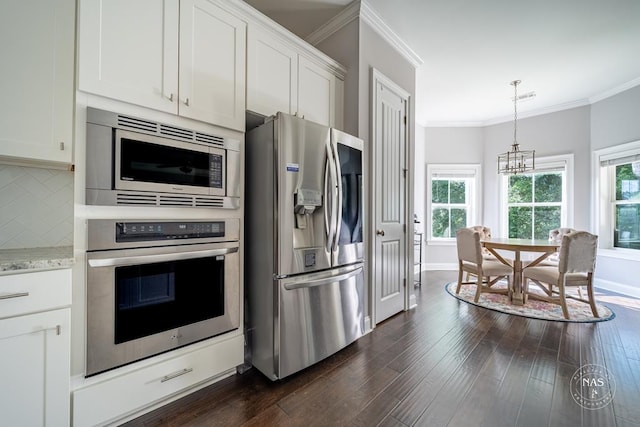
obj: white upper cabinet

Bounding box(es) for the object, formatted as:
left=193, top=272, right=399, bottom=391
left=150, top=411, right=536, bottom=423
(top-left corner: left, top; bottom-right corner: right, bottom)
left=78, top=0, right=246, bottom=131
left=179, top=0, right=246, bottom=129
left=245, top=17, right=345, bottom=128
left=297, top=55, right=336, bottom=128
left=0, top=0, right=75, bottom=166
left=247, top=26, right=298, bottom=116
left=78, top=0, right=179, bottom=114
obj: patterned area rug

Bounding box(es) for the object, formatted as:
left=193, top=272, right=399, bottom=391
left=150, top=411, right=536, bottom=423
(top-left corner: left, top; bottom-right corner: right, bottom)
left=445, top=281, right=615, bottom=323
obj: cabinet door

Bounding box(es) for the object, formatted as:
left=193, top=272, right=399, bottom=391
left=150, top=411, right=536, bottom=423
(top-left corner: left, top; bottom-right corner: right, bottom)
left=0, top=0, right=74, bottom=165
left=179, top=0, right=246, bottom=131
left=78, top=0, right=179, bottom=113
left=247, top=27, right=298, bottom=117
left=297, top=55, right=336, bottom=127
left=0, top=308, right=70, bottom=427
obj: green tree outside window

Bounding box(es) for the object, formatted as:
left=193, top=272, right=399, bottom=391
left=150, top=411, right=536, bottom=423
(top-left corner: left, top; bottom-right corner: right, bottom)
left=431, top=179, right=468, bottom=238
left=507, top=172, right=563, bottom=239
left=614, top=163, right=640, bottom=249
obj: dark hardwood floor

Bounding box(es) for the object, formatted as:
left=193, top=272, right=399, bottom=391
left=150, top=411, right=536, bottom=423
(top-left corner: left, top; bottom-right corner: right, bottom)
left=123, top=271, right=640, bottom=427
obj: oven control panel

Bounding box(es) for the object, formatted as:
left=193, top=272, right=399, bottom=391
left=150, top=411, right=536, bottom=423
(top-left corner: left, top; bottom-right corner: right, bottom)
left=116, top=221, right=225, bottom=242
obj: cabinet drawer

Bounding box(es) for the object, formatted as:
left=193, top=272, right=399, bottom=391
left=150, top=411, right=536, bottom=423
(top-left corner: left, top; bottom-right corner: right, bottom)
left=0, top=269, right=71, bottom=319
left=73, top=334, right=243, bottom=426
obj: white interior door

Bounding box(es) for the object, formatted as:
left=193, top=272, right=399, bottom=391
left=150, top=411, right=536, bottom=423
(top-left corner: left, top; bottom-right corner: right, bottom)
left=372, top=69, right=409, bottom=324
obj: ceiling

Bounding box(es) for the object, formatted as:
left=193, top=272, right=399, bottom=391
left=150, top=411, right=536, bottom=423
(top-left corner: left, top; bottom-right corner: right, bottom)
left=244, top=0, right=640, bottom=127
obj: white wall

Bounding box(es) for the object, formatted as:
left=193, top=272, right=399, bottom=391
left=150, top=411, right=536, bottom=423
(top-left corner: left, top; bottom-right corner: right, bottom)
left=483, top=105, right=591, bottom=234
left=590, top=84, right=640, bottom=296
left=419, top=126, right=484, bottom=267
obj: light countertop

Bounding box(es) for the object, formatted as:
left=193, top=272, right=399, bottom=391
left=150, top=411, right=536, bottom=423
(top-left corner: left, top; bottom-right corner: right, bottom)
left=0, top=246, right=74, bottom=273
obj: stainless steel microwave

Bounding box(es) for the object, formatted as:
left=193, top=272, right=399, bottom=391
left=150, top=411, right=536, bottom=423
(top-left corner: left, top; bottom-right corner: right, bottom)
left=85, top=108, right=240, bottom=208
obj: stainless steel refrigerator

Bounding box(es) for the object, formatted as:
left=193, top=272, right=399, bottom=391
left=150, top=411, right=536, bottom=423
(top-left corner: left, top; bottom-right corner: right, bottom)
left=245, top=112, right=365, bottom=380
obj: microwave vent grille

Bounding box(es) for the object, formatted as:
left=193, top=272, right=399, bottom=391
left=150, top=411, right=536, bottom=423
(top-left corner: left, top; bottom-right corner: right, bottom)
left=158, top=195, right=195, bottom=206
left=117, top=115, right=158, bottom=133
left=195, top=197, right=224, bottom=207
left=114, top=191, right=225, bottom=208
left=116, top=113, right=226, bottom=148
left=160, top=125, right=193, bottom=141
left=196, top=133, right=225, bottom=147
left=115, top=193, right=158, bottom=205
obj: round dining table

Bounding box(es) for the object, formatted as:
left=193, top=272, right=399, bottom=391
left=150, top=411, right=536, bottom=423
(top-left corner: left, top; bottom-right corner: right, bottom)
left=481, top=238, right=560, bottom=305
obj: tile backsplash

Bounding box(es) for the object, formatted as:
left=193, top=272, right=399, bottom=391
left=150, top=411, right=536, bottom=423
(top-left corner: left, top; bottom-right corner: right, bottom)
left=0, top=164, right=73, bottom=249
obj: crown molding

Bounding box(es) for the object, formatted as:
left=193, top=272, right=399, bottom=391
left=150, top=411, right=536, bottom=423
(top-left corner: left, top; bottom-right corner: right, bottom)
left=482, top=99, right=591, bottom=126
left=589, top=76, right=640, bottom=104
left=223, top=0, right=347, bottom=78
left=359, top=1, right=423, bottom=68
left=305, top=1, right=361, bottom=46
left=305, top=0, right=423, bottom=69
left=422, top=98, right=593, bottom=128
left=421, top=120, right=486, bottom=128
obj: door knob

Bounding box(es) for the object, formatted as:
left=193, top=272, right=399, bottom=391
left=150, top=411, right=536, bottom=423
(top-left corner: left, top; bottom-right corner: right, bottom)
left=376, top=229, right=385, bottom=236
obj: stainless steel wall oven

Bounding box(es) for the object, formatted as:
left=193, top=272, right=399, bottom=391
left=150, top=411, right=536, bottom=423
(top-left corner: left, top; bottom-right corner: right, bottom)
left=85, top=107, right=240, bottom=208
left=85, top=219, right=240, bottom=377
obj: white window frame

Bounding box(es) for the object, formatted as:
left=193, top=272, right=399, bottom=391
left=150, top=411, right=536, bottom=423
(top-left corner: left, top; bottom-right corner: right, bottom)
left=499, top=154, right=574, bottom=238
left=593, top=140, right=640, bottom=261
left=426, top=164, right=481, bottom=245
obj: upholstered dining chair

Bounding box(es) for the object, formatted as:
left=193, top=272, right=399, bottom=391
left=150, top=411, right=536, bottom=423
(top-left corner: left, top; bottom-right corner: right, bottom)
left=522, top=231, right=599, bottom=319
left=456, top=228, right=513, bottom=303
left=465, top=225, right=496, bottom=281
left=544, top=227, right=577, bottom=264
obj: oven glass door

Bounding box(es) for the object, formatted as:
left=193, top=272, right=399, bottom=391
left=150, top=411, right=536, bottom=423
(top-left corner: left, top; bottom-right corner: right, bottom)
left=115, top=255, right=224, bottom=344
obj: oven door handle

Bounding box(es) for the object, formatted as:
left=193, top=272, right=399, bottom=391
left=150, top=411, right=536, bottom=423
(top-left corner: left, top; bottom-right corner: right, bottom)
left=88, top=247, right=238, bottom=268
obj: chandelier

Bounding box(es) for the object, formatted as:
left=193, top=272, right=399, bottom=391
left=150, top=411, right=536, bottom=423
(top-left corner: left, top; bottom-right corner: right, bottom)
left=497, top=80, right=535, bottom=175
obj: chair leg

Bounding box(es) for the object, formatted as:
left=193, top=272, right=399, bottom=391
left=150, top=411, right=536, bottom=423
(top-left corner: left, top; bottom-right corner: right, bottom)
left=558, top=281, right=570, bottom=319
left=456, top=262, right=463, bottom=294
left=587, top=277, right=599, bottom=318
left=474, top=274, right=483, bottom=303
left=523, top=277, right=529, bottom=304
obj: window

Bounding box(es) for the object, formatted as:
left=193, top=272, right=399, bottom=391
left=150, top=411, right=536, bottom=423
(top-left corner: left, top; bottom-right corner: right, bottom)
left=595, top=141, right=640, bottom=254
left=500, top=154, right=573, bottom=239
left=427, top=164, right=480, bottom=241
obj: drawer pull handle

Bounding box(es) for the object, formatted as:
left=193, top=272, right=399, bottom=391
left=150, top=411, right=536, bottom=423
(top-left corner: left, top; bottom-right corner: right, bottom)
left=161, top=368, right=193, bottom=383
left=0, top=292, right=29, bottom=300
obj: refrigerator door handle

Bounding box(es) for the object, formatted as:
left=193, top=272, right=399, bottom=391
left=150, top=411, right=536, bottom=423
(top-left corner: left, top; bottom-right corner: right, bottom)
left=324, top=158, right=332, bottom=252
left=325, top=142, right=338, bottom=252
left=283, top=266, right=363, bottom=290
left=331, top=141, right=343, bottom=252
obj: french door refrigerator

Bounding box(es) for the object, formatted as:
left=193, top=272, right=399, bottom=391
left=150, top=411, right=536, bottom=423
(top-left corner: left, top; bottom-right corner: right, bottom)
left=245, top=112, right=365, bottom=380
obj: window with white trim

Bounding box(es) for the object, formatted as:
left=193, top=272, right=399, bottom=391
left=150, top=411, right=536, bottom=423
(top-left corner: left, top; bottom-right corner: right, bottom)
left=427, top=164, right=480, bottom=241
left=595, top=141, right=640, bottom=252
left=500, top=154, right=573, bottom=239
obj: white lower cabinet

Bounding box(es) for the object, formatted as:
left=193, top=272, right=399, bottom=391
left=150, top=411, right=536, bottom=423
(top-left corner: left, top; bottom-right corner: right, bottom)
left=72, top=333, right=243, bottom=426
left=0, top=269, right=72, bottom=427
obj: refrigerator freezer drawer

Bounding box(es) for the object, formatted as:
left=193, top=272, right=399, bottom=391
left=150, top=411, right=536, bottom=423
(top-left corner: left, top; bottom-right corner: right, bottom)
left=276, top=264, right=365, bottom=379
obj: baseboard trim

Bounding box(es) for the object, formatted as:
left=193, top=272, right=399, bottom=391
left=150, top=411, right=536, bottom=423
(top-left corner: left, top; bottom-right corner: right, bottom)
left=424, top=263, right=457, bottom=271
left=594, top=278, right=640, bottom=299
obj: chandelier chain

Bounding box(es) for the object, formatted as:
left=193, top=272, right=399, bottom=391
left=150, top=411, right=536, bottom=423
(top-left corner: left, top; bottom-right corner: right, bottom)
left=513, top=80, right=518, bottom=145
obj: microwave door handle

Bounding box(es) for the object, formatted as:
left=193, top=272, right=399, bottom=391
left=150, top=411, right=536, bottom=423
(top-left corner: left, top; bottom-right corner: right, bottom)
left=332, top=141, right=343, bottom=252
left=283, top=266, right=363, bottom=290
left=88, top=247, right=238, bottom=268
